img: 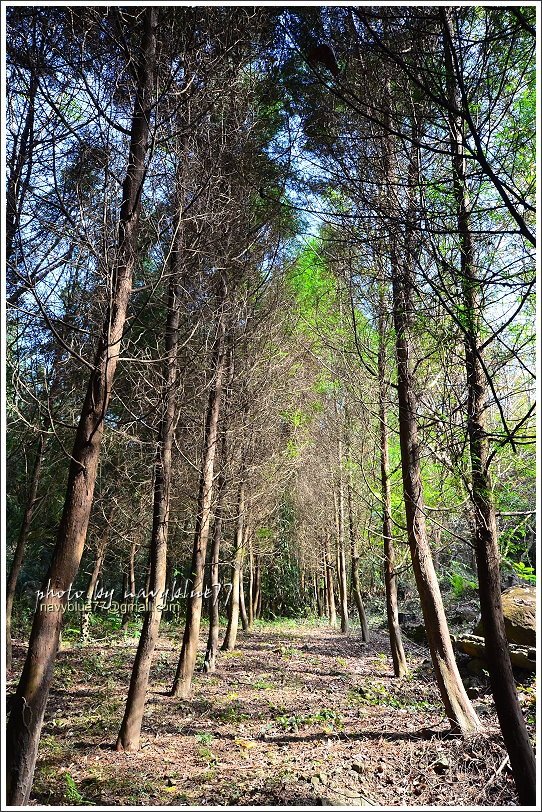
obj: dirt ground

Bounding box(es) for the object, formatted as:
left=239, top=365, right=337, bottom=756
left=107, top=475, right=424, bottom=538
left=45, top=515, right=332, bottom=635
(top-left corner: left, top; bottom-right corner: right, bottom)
left=9, top=620, right=533, bottom=807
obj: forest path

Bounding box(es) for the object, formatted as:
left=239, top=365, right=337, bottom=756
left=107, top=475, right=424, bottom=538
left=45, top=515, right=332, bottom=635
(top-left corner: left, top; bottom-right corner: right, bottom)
left=20, top=621, right=516, bottom=806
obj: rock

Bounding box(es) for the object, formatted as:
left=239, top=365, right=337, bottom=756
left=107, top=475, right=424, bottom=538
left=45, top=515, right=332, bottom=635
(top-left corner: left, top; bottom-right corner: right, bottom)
left=474, top=586, right=535, bottom=646
left=351, top=760, right=365, bottom=774
left=453, top=633, right=535, bottom=672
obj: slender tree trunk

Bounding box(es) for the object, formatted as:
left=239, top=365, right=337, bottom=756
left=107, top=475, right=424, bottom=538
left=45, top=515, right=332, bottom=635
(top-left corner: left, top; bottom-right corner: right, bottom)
left=202, top=435, right=227, bottom=674
left=324, top=540, right=337, bottom=627
left=171, top=314, right=227, bottom=698
left=347, top=471, right=369, bottom=641
left=323, top=554, right=329, bottom=617
left=386, top=125, right=479, bottom=733
left=314, top=573, right=323, bottom=617
left=442, top=11, right=535, bottom=799
left=121, top=540, right=137, bottom=631
left=247, top=538, right=254, bottom=627
left=253, top=556, right=261, bottom=620
left=6, top=435, right=44, bottom=672
left=332, top=448, right=349, bottom=633
left=6, top=12, right=157, bottom=802
left=221, top=482, right=245, bottom=651
left=239, top=565, right=249, bottom=631
left=81, top=533, right=108, bottom=643
left=378, top=299, right=407, bottom=676
left=116, top=213, right=184, bottom=752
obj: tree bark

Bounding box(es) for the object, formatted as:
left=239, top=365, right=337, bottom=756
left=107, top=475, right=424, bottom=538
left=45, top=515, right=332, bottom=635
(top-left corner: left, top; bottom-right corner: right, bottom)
left=80, top=532, right=108, bottom=644
left=6, top=434, right=44, bottom=672
left=5, top=11, right=157, bottom=802
left=6, top=63, right=38, bottom=304
left=387, top=128, right=479, bottom=733
left=253, top=556, right=261, bottom=620
left=116, top=200, right=184, bottom=751
left=221, top=481, right=245, bottom=651
left=314, top=573, right=323, bottom=616
left=247, top=538, right=254, bottom=627
left=378, top=298, right=407, bottom=676
left=347, top=470, right=369, bottom=641
left=121, top=539, right=137, bottom=631
left=324, top=540, right=337, bottom=627
left=441, top=9, right=535, bottom=799
left=171, top=313, right=227, bottom=697
left=332, top=445, right=349, bottom=633
left=239, top=564, right=249, bottom=632
left=202, top=434, right=227, bottom=674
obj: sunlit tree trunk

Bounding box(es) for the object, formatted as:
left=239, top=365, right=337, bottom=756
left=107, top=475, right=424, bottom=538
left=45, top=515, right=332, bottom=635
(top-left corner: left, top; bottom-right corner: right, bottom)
left=247, top=537, right=254, bottom=627
left=347, top=472, right=369, bottom=641
left=116, top=205, right=185, bottom=751
left=6, top=11, right=158, bottom=801
left=332, top=436, right=349, bottom=633
left=442, top=9, right=535, bottom=798
left=221, top=481, right=245, bottom=651
left=377, top=292, right=407, bottom=675
left=324, top=538, right=337, bottom=627
left=171, top=310, right=227, bottom=698
left=386, top=121, right=479, bottom=733
left=203, top=429, right=228, bottom=674
left=239, top=563, right=249, bottom=632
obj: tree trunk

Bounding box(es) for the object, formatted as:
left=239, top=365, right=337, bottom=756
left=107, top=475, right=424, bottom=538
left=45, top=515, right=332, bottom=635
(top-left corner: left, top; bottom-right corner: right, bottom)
left=202, top=439, right=227, bottom=674
left=441, top=10, right=535, bottom=799
left=253, top=556, right=261, bottom=620
left=6, top=11, right=157, bottom=802
left=386, top=123, right=479, bottom=733
left=6, top=65, right=38, bottom=304
left=121, top=540, right=137, bottom=631
left=81, top=533, right=108, bottom=643
left=324, top=541, right=337, bottom=627
left=347, top=471, right=369, bottom=641
left=332, top=449, right=349, bottom=633
left=378, top=297, right=407, bottom=676
left=314, top=573, right=323, bottom=616
left=221, top=481, right=245, bottom=651
left=6, top=434, right=44, bottom=672
left=171, top=314, right=227, bottom=698
left=239, top=565, right=249, bottom=631
left=116, top=209, right=184, bottom=751
left=247, top=538, right=254, bottom=627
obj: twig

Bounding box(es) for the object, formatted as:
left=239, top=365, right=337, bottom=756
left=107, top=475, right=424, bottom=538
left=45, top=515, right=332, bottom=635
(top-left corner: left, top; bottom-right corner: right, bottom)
left=478, top=755, right=510, bottom=799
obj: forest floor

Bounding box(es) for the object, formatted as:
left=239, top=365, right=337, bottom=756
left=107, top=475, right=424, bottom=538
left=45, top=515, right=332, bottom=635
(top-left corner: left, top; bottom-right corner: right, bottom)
left=9, top=619, right=534, bottom=807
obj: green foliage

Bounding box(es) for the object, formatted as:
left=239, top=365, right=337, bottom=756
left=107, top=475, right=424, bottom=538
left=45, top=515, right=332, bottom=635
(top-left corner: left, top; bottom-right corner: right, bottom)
left=508, top=560, right=536, bottom=585
left=286, top=240, right=338, bottom=335
left=446, top=562, right=478, bottom=599
left=64, top=774, right=94, bottom=805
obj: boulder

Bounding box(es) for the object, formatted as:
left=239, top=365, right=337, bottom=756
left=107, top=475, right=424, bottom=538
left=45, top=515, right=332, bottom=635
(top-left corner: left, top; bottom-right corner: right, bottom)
left=474, top=585, right=535, bottom=646
left=453, top=633, right=535, bottom=672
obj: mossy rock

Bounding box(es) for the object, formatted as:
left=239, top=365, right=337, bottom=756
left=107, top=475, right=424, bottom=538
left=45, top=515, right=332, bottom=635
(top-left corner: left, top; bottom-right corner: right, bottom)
left=474, top=586, right=535, bottom=646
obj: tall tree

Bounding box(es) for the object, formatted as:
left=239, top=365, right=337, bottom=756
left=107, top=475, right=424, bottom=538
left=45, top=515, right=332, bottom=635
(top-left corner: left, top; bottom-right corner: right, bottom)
left=441, top=7, right=535, bottom=800
left=6, top=9, right=158, bottom=802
